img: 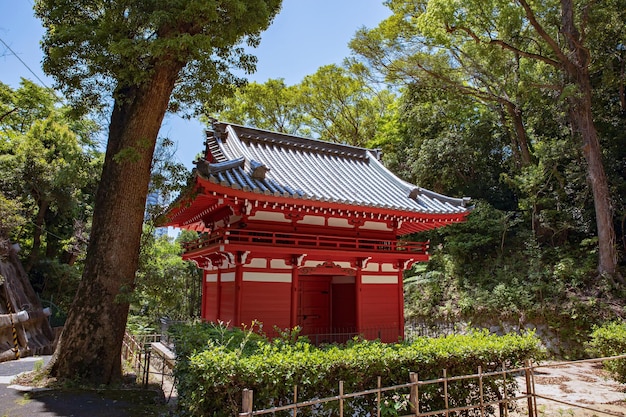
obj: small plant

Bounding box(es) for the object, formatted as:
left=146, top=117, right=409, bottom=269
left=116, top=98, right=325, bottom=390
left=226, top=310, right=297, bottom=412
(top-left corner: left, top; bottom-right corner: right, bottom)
left=16, top=393, right=31, bottom=405
left=32, top=359, right=45, bottom=372
left=272, top=325, right=310, bottom=346
left=380, top=393, right=409, bottom=417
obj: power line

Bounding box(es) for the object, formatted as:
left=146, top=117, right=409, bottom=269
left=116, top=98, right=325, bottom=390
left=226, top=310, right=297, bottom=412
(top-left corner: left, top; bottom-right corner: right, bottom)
left=0, top=35, right=53, bottom=91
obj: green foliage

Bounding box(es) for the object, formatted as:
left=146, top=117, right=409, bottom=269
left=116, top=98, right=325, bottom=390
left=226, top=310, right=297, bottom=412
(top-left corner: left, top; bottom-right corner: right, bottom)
left=214, top=63, right=395, bottom=147
left=170, top=321, right=265, bottom=360
left=0, top=192, right=24, bottom=240
left=214, top=78, right=310, bottom=135
left=299, top=64, right=395, bottom=146
left=35, top=0, right=283, bottom=115
left=404, top=201, right=619, bottom=357
left=126, top=314, right=158, bottom=335
left=172, top=324, right=541, bottom=417
left=0, top=80, right=101, bottom=307
left=387, top=83, right=516, bottom=209
left=587, top=321, right=626, bottom=382
left=29, top=259, right=82, bottom=315
left=133, top=225, right=202, bottom=324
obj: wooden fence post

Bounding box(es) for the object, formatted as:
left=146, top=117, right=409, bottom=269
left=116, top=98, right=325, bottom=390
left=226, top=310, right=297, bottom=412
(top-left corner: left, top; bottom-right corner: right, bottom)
left=524, top=360, right=535, bottom=417
left=339, top=380, right=344, bottom=417
left=142, top=345, right=151, bottom=388
left=409, top=372, right=419, bottom=416
left=241, top=388, right=254, bottom=417
left=443, top=369, right=449, bottom=417
left=478, top=366, right=485, bottom=417
left=377, top=376, right=382, bottom=417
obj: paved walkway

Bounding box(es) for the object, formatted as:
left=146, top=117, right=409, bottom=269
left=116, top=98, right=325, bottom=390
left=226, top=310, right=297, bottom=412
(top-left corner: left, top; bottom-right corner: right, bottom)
left=0, top=356, right=169, bottom=417
left=512, top=360, right=626, bottom=416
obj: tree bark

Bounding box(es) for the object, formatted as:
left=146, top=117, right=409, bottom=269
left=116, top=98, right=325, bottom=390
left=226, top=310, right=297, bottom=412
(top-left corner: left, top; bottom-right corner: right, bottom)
left=504, top=101, right=532, bottom=167
left=568, top=86, right=619, bottom=278
left=559, top=0, right=620, bottom=279
left=47, top=59, right=184, bottom=384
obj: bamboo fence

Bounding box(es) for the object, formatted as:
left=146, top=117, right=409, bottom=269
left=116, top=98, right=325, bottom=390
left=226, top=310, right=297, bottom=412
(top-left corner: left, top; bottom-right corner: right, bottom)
left=240, top=355, right=626, bottom=417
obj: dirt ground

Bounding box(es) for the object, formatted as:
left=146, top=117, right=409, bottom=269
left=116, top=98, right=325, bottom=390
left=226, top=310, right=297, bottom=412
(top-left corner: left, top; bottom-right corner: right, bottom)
left=513, top=361, right=626, bottom=417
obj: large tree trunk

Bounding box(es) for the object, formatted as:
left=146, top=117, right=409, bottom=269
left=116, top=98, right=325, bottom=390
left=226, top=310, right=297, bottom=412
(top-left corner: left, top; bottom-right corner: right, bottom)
left=504, top=101, right=532, bottom=167
left=560, top=0, right=620, bottom=279
left=47, top=60, right=183, bottom=384
left=569, top=84, right=619, bottom=278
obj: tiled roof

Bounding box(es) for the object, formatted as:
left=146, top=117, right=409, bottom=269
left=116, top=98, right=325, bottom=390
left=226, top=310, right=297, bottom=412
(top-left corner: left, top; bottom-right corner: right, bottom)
left=194, top=122, right=470, bottom=214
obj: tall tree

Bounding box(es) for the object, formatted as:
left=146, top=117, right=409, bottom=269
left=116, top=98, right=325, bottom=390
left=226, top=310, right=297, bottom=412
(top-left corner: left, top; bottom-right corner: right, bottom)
left=35, top=0, right=282, bottom=384
left=216, top=78, right=310, bottom=135
left=299, top=64, right=395, bottom=146
left=135, top=227, right=202, bottom=323
left=0, top=80, right=101, bottom=274
left=396, top=82, right=516, bottom=209
left=351, top=0, right=622, bottom=278
left=216, top=64, right=396, bottom=147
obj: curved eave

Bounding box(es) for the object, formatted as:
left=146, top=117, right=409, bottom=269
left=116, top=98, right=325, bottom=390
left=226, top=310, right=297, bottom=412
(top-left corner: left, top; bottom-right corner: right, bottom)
left=196, top=166, right=470, bottom=215
left=161, top=176, right=469, bottom=234
left=157, top=180, right=216, bottom=228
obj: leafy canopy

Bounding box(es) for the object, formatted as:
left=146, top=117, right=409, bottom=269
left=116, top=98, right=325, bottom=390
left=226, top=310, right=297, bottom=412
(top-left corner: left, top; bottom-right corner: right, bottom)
left=35, top=0, right=282, bottom=114
left=215, top=64, right=396, bottom=147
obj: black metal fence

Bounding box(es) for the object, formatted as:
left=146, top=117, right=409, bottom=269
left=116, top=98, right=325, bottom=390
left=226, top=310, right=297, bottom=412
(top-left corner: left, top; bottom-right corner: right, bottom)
left=122, top=332, right=178, bottom=402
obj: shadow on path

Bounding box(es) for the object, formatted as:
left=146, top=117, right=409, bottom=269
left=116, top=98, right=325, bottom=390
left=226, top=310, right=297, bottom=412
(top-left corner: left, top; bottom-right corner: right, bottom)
left=0, top=356, right=169, bottom=417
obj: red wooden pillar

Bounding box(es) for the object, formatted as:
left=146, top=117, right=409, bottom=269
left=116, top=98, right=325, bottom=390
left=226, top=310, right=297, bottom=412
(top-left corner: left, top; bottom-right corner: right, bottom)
left=355, top=265, right=363, bottom=332
left=201, top=270, right=208, bottom=320
left=290, top=263, right=299, bottom=328
left=397, top=264, right=405, bottom=340
left=216, top=269, right=222, bottom=321
left=234, top=254, right=244, bottom=326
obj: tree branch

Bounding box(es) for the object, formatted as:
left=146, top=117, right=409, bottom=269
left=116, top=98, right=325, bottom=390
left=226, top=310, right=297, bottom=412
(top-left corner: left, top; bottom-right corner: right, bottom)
left=445, top=23, right=561, bottom=68
left=0, top=107, right=18, bottom=123
left=446, top=24, right=481, bottom=43
left=412, top=61, right=511, bottom=107
left=516, top=0, right=573, bottom=67
left=488, top=39, right=561, bottom=68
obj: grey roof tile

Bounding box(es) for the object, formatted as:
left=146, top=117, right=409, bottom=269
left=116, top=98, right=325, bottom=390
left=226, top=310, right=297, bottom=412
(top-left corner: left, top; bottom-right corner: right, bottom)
left=195, top=122, right=470, bottom=214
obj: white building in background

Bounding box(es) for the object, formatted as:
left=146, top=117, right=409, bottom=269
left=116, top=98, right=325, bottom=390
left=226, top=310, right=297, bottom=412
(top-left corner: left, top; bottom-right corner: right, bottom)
left=146, top=191, right=167, bottom=237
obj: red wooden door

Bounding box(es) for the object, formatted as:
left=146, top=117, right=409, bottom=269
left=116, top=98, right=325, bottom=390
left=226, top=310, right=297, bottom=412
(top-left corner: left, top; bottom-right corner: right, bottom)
left=331, top=283, right=356, bottom=329
left=298, top=276, right=330, bottom=334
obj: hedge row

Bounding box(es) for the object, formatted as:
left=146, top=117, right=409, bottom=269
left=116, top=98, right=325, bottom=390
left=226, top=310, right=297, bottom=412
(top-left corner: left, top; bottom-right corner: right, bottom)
left=172, top=323, right=542, bottom=417
left=587, top=321, right=626, bottom=382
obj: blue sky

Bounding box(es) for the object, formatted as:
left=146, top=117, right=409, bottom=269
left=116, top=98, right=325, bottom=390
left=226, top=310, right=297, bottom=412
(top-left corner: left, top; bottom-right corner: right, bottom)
left=0, top=0, right=391, bottom=168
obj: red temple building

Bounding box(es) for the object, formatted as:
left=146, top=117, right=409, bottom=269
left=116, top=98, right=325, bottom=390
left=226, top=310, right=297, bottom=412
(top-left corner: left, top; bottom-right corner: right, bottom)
left=161, top=122, right=470, bottom=343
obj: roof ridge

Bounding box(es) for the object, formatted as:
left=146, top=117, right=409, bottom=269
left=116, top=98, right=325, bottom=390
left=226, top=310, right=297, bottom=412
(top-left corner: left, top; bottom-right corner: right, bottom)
left=213, top=121, right=377, bottom=161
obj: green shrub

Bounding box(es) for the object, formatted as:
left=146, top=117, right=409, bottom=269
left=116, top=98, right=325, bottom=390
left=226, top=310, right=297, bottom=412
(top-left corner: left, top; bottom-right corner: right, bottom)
left=172, top=326, right=542, bottom=417
left=169, top=321, right=265, bottom=358
left=587, top=321, right=626, bottom=382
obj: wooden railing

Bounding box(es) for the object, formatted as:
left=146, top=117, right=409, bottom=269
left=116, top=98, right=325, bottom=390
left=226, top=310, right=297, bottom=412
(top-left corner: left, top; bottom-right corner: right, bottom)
left=239, top=355, right=626, bottom=417
left=122, top=332, right=177, bottom=400
left=239, top=362, right=533, bottom=417
left=122, top=332, right=160, bottom=386
left=182, top=229, right=428, bottom=255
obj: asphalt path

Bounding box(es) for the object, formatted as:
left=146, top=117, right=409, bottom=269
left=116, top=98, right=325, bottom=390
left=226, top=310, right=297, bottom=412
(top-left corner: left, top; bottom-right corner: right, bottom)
left=0, top=356, right=168, bottom=417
